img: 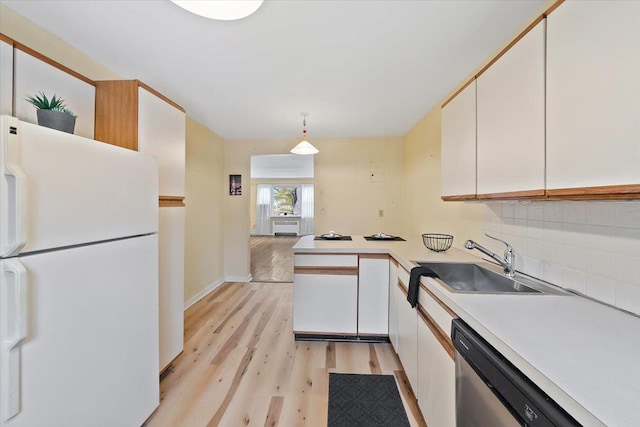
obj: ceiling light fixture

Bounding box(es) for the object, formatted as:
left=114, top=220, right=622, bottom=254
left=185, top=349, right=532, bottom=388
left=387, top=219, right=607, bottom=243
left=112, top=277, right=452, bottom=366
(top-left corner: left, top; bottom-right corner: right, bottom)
left=290, top=112, right=319, bottom=155
left=170, top=0, right=263, bottom=21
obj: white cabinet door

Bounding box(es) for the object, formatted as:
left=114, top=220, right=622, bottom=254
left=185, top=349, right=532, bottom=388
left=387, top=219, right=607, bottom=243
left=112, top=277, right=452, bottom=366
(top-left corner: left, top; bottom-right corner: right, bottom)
left=441, top=81, right=476, bottom=198
left=476, top=20, right=545, bottom=196
left=159, top=207, right=185, bottom=370
left=13, top=50, right=95, bottom=139
left=293, top=273, right=358, bottom=334
left=397, top=285, right=418, bottom=393
left=358, top=256, right=389, bottom=335
left=417, top=314, right=455, bottom=427
left=0, top=40, right=12, bottom=116
left=388, top=259, right=399, bottom=350
left=0, top=236, right=159, bottom=427
left=547, top=1, right=640, bottom=190
left=138, top=88, right=186, bottom=196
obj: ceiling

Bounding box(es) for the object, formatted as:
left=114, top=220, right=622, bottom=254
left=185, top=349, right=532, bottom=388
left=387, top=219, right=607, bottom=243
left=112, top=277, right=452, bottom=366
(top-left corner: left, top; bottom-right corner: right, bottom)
left=2, top=0, right=545, bottom=139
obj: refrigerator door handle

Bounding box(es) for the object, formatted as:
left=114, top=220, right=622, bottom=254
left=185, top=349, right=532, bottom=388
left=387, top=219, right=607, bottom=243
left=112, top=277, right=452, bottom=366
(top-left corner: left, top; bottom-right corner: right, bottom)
left=1, top=116, right=28, bottom=257
left=1, top=258, right=28, bottom=421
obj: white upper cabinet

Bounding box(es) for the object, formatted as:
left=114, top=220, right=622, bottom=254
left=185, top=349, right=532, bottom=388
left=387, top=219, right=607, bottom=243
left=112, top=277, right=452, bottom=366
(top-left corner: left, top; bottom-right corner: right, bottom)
left=138, top=87, right=186, bottom=196
left=0, top=39, right=12, bottom=115
left=546, top=1, right=640, bottom=192
left=476, top=20, right=545, bottom=197
left=14, top=50, right=95, bottom=139
left=95, top=80, right=186, bottom=197
left=441, top=81, right=476, bottom=198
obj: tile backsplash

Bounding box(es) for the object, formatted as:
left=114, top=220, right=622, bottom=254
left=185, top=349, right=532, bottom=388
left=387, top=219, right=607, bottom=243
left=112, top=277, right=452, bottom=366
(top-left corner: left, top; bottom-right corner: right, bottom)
left=481, top=201, right=640, bottom=316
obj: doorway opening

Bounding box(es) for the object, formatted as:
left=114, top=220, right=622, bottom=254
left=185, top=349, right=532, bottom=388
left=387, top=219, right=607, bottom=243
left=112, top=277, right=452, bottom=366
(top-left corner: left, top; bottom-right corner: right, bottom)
left=250, top=154, right=314, bottom=282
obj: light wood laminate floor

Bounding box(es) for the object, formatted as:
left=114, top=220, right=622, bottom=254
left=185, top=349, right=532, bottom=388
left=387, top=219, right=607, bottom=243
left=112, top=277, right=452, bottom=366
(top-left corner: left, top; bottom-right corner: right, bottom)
left=144, top=282, right=426, bottom=427
left=250, top=236, right=300, bottom=283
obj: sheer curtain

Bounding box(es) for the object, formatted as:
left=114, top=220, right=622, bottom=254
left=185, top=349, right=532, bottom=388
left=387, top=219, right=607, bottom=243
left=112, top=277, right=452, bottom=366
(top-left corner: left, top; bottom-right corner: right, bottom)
left=255, top=184, right=272, bottom=235
left=300, top=184, right=314, bottom=235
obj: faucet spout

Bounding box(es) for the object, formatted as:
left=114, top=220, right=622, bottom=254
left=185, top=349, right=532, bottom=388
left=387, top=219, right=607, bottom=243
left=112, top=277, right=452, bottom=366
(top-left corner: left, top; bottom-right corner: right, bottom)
left=464, top=234, right=516, bottom=277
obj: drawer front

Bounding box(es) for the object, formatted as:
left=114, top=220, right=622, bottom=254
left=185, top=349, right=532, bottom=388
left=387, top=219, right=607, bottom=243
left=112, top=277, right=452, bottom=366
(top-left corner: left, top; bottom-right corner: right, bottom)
left=418, top=282, right=456, bottom=335
left=294, top=254, right=358, bottom=267
left=398, top=264, right=410, bottom=287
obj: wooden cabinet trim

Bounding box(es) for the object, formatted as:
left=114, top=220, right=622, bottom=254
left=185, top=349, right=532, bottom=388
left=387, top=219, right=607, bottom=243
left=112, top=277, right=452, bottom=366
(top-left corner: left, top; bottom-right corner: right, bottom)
left=9, top=37, right=96, bottom=86
left=417, top=304, right=455, bottom=360
left=544, top=0, right=565, bottom=16
left=477, top=189, right=546, bottom=200
left=0, top=33, right=14, bottom=45
left=358, top=253, right=390, bottom=260
left=95, top=80, right=139, bottom=150
left=294, top=266, right=359, bottom=276
left=390, top=256, right=399, bottom=267
left=419, top=283, right=458, bottom=318
left=440, top=0, right=564, bottom=109
left=547, top=185, right=640, bottom=200
left=398, top=280, right=408, bottom=295
left=441, top=78, right=476, bottom=108
left=441, top=194, right=477, bottom=201
left=138, top=80, right=185, bottom=113
left=159, top=196, right=186, bottom=207
left=474, top=14, right=546, bottom=80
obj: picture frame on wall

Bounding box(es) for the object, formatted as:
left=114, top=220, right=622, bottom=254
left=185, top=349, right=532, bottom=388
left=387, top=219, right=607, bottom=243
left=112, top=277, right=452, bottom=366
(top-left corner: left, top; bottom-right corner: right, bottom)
left=229, top=174, right=242, bottom=195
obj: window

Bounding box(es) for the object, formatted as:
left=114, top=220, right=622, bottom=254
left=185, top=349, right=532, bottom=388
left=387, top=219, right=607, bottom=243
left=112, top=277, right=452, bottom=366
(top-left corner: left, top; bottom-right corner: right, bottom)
left=272, top=186, right=300, bottom=216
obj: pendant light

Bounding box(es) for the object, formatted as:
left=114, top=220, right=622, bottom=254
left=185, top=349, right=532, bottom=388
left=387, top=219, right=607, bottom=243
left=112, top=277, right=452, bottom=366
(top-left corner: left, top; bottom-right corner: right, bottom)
left=290, top=112, right=319, bottom=155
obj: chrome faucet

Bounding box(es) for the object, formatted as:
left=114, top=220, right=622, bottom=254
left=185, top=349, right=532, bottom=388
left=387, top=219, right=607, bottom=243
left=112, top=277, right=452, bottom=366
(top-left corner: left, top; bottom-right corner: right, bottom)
left=465, top=234, right=516, bottom=277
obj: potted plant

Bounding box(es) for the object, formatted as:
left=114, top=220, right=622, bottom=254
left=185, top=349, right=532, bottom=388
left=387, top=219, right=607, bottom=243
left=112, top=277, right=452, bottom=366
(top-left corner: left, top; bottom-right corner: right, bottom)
left=25, top=91, right=77, bottom=134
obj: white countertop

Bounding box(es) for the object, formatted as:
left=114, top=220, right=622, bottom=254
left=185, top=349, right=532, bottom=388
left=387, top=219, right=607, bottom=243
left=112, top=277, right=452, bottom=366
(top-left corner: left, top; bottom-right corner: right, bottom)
left=293, top=235, right=640, bottom=427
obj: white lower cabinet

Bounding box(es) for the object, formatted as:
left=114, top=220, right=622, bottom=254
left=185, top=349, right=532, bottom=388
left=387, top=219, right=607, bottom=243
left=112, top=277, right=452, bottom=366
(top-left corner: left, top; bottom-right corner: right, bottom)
left=293, top=254, right=390, bottom=337
left=388, top=259, right=399, bottom=349
left=293, top=254, right=359, bottom=335
left=293, top=273, right=358, bottom=334
left=417, top=311, right=456, bottom=427
left=397, top=283, right=418, bottom=393
left=159, top=206, right=185, bottom=371
left=358, top=256, right=390, bottom=335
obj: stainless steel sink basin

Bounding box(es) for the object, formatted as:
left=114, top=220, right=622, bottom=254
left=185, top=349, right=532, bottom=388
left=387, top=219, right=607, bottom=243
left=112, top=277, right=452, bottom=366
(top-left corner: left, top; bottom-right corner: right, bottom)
left=412, top=261, right=566, bottom=295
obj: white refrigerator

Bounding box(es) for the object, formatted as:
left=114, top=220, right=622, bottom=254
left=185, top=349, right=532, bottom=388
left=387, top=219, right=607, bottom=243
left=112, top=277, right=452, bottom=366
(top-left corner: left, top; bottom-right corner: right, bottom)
left=0, top=115, right=160, bottom=426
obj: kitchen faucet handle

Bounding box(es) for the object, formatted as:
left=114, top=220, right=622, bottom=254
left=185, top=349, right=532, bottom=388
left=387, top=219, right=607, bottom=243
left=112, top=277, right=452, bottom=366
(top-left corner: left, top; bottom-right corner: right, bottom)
left=484, top=233, right=513, bottom=252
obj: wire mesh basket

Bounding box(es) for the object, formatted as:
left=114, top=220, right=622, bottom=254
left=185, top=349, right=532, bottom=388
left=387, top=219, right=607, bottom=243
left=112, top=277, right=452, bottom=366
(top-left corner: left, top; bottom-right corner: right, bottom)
left=422, top=233, right=454, bottom=252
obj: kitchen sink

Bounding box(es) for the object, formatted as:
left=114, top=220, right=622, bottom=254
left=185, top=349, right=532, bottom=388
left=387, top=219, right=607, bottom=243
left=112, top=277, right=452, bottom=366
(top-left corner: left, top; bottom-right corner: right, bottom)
left=412, top=261, right=566, bottom=295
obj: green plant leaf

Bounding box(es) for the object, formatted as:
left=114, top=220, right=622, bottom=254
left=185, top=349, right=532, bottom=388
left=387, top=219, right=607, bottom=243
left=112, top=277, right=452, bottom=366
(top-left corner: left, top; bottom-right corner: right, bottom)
left=25, top=91, right=75, bottom=116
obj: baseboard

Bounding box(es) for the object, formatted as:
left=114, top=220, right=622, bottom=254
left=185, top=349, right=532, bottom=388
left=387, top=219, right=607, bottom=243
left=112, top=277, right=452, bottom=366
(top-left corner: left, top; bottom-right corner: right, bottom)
left=183, top=278, right=225, bottom=311
left=224, top=274, right=253, bottom=283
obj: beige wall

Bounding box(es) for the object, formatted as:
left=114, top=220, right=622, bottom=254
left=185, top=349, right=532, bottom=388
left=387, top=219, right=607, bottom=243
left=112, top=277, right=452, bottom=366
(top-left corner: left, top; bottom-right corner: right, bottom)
left=401, top=106, right=483, bottom=249
left=184, top=118, right=225, bottom=302
left=224, top=136, right=405, bottom=278
left=2, top=5, right=226, bottom=303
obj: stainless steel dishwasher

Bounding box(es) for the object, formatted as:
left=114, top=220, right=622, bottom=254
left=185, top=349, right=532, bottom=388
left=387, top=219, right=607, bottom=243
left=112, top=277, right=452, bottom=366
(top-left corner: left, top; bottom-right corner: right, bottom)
left=451, top=319, right=581, bottom=426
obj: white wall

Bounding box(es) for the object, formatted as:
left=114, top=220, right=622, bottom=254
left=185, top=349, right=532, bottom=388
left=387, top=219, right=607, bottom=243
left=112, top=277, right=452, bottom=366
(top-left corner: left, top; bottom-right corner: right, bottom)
left=480, top=201, right=640, bottom=315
